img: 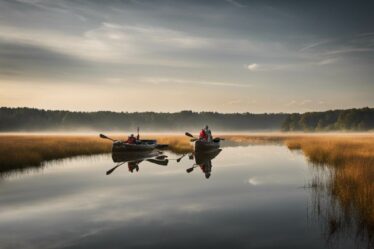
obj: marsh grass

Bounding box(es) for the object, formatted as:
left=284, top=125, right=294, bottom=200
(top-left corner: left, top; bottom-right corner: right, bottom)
left=0, top=135, right=112, bottom=172
left=0, top=134, right=193, bottom=173
left=279, top=135, right=374, bottom=247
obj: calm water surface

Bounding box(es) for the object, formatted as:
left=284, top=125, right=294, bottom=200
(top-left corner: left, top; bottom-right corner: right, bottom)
left=0, top=145, right=360, bottom=249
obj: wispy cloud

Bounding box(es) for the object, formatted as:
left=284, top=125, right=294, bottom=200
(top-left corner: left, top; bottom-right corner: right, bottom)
left=326, top=47, right=374, bottom=55
left=299, top=39, right=332, bottom=52
left=285, top=99, right=325, bottom=108
left=225, top=0, right=246, bottom=8
left=142, top=77, right=253, bottom=88
left=245, top=57, right=339, bottom=72
left=0, top=23, right=209, bottom=65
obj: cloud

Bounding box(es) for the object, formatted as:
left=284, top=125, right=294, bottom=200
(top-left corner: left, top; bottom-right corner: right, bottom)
left=326, top=47, right=374, bottom=55
left=299, top=39, right=332, bottom=52
left=285, top=99, right=326, bottom=108
left=141, top=77, right=252, bottom=88
left=248, top=177, right=260, bottom=186
left=247, top=63, right=259, bottom=71
left=246, top=57, right=339, bottom=72
left=0, top=22, right=209, bottom=66
left=225, top=0, right=246, bottom=8
left=316, top=58, right=338, bottom=65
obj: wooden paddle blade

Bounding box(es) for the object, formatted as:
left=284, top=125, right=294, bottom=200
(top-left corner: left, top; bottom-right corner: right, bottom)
left=100, top=134, right=108, bottom=139
left=106, top=162, right=125, bottom=175
left=176, top=154, right=186, bottom=163
left=106, top=165, right=119, bottom=175
left=186, top=167, right=194, bottom=173
left=100, top=134, right=116, bottom=142
left=185, top=132, right=194, bottom=138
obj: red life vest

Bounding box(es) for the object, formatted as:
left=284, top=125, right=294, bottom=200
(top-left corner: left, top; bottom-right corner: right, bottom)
left=199, top=129, right=207, bottom=140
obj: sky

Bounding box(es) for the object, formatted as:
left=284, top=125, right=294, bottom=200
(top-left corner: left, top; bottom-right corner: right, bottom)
left=0, top=0, right=373, bottom=113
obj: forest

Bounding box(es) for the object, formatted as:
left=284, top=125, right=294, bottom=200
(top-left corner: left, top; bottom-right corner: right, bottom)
left=0, top=107, right=373, bottom=132
left=282, top=107, right=374, bottom=131
left=0, top=107, right=287, bottom=132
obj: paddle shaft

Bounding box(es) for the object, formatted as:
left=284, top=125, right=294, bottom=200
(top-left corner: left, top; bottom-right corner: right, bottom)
left=100, top=134, right=117, bottom=142
left=106, top=162, right=125, bottom=175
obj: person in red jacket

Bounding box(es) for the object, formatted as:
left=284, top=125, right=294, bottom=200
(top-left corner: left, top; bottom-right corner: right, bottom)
left=126, top=134, right=136, bottom=144
left=199, top=128, right=208, bottom=141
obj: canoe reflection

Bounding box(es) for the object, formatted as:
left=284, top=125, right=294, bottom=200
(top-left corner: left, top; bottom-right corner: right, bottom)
left=186, top=149, right=222, bottom=179
left=107, top=151, right=168, bottom=175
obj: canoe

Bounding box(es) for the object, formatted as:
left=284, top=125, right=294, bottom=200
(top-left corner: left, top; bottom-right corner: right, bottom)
left=112, top=150, right=161, bottom=163
left=112, top=140, right=157, bottom=152
left=195, top=139, right=220, bottom=151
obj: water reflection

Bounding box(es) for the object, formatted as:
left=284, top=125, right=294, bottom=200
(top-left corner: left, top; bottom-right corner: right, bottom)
left=107, top=151, right=169, bottom=175
left=0, top=144, right=371, bottom=249
left=185, top=149, right=222, bottom=179
left=307, top=167, right=373, bottom=249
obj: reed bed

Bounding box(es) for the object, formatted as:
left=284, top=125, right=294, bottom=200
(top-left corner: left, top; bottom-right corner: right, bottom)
left=0, top=135, right=111, bottom=172
left=282, top=135, right=374, bottom=245
left=0, top=134, right=193, bottom=173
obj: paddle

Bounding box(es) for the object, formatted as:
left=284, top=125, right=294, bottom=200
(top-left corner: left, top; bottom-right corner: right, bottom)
left=176, top=154, right=186, bottom=162
left=100, top=134, right=117, bottom=142
left=185, top=132, right=195, bottom=138
left=106, top=162, right=125, bottom=175
left=186, top=164, right=198, bottom=173
left=167, top=154, right=186, bottom=162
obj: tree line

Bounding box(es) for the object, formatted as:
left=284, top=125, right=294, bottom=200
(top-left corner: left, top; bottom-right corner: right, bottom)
left=0, top=107, right=287, bottom=132
left=282, top=107, right=374, bottom=131
left=0, top=107, right=372, bottom=132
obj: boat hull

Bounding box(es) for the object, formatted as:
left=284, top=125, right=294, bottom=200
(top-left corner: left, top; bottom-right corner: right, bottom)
left=112, top=151, right=161, bottom=163
left=112, top=141, right=157, bottom=153
left=194, top=140, right=220, bottom=152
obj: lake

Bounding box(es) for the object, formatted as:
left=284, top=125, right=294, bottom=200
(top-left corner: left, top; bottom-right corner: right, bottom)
left=0, top=144, right=368, bottom=249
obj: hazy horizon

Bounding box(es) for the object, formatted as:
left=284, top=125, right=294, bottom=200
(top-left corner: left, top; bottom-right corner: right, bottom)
left=0, top=0, right=373, bottom=113
left=1, top=105, right=373, bottom=114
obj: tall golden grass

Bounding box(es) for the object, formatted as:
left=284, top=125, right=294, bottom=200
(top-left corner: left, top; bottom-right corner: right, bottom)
left=0, top=135, right=111, bottom=172
left=0, top=134, right=193, bottom=173
left=278, top=134, right=374, bottom=246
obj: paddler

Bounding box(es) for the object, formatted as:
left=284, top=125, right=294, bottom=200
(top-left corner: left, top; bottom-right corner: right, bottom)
left=199, top=128, right=208, bottom=141
left=204, top=125, right=212, bottom=142
left=126, top=134, right=137, bottom=144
